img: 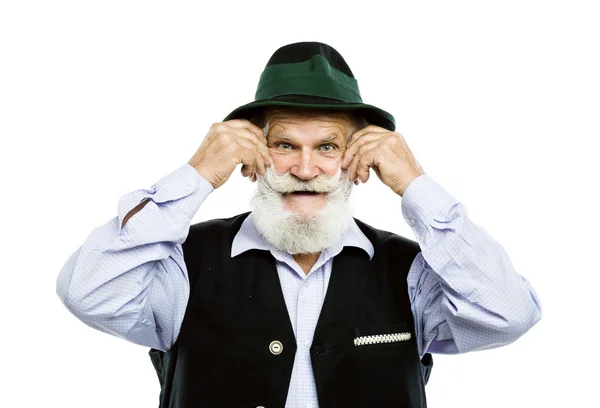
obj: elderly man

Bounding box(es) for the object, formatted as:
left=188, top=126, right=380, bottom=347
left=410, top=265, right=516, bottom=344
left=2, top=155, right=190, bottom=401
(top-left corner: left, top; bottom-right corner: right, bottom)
left=56, top=42, right=542, bottom=408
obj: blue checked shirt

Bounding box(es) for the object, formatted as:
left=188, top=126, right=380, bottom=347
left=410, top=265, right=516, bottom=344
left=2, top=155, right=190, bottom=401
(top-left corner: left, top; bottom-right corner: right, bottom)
left=56, top=163, right=542, bottom=408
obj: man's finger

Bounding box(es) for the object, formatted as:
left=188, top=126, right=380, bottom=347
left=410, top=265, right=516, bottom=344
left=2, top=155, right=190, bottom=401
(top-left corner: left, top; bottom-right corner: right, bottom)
left=225, top=119, right=265, bottom=140
left=348, top=142, right=377, bottom=182
left=237, top=128, right=271, bottom=165
left=347, top=124, right=387, bottom=147
left=356, top=154, right=373, bottom=183
left=236, top=141, right=266, bottom=176
left=342, top=132, right=385, bottom=168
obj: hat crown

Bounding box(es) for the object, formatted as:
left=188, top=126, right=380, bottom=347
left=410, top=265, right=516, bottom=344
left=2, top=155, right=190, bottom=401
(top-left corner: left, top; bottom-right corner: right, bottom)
left=255, top=42, right=362, bottom=103
left=265, top=42, right=355, bottom=78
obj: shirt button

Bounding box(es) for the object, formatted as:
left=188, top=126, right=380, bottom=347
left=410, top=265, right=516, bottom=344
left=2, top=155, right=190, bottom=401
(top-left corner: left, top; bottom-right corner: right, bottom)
left=304, top=340, right=311, bottom=348
left=410, top=217, right=416, bottom=226
left=306, top=403, right=314, bottom=408
left=269, top=340, right=283, bottom=355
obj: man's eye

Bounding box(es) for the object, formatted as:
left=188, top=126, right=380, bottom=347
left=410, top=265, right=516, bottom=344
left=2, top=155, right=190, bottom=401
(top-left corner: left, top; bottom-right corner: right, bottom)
left=319, top=144, right=335, bottom=152
left=276, top=142, right=293, bottom=150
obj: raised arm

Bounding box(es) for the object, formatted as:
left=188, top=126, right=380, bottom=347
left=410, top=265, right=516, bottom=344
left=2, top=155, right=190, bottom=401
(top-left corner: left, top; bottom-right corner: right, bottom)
left=402, top=175, right=543, bottom=357
left=56, top=119, right=270, bottom=352
left=56, top=163, right=213, bottom=351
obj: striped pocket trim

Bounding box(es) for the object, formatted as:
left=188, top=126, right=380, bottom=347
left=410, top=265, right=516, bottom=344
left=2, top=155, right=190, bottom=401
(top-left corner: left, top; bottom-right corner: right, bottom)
left=354, top=332, right=411, bottom=347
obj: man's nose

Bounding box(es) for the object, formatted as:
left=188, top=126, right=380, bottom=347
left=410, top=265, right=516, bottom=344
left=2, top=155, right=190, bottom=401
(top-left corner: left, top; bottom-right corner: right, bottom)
left=290, top=148, right=320, bottom=180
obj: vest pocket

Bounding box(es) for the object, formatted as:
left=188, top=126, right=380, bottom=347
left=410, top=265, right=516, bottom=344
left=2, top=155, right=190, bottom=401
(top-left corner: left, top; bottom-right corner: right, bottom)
left=344, top=321, right=422, bottom=407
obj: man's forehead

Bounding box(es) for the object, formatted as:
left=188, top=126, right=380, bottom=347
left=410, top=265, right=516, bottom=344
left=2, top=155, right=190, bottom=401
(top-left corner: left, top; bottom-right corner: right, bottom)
left=269, top=129, right=341, bottom=142
left=264, top=108, right=356, bottom=138
left=267, top=122, right=349, bottom=141
left=264, top=106, right=354, bottom=122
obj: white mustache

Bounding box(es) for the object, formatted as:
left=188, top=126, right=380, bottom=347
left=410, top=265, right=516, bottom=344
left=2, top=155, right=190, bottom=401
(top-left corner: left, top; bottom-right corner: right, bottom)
left=257, top=165, right=347, bottom=194
left=250, top=164, right=355, bottom=254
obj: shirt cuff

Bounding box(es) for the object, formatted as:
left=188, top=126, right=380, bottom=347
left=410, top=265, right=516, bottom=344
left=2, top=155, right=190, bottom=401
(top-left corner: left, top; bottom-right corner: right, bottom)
left=401, top=174, right=462, bottom=240
left=117, top=163, right=214, bottom=229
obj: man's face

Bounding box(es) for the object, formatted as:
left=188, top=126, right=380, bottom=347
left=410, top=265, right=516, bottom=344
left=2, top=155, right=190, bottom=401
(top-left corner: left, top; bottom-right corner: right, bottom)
left=264, top=108, right=356, bottom=216
left=249, top=107, right=359, bottom=254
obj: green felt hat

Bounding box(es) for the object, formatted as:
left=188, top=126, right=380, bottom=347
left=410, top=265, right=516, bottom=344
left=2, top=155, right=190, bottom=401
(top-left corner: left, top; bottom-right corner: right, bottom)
left=223, top=42, right=396, bottom=131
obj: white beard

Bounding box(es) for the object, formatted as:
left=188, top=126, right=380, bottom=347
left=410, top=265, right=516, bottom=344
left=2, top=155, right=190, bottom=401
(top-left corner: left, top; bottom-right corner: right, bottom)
left=250, top=165, right=355, bottom=255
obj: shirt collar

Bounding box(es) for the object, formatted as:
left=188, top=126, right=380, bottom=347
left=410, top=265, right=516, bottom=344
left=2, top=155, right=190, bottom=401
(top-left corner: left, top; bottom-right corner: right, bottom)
left=231, top=212, right=374, bottom=260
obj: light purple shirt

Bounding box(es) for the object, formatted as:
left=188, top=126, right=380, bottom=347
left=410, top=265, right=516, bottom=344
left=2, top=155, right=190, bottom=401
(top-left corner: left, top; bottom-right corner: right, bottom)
left=56, top=163, right=542, bottom=408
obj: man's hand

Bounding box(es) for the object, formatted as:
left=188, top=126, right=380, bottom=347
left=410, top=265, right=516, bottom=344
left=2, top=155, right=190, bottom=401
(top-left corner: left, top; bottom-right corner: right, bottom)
left=341, top=125, right=425, bottom=196
left=187, top=119, right=271, bottom=189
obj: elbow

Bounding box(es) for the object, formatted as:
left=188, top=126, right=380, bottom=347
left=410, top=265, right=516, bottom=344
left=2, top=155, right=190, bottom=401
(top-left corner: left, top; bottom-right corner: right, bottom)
left=61, top=286, right=142, bottom=324
left=58, top=283, right=143, bottom=339
left=58, top=285, right=91, bottom=319
left=504, top=297, right=543, bottom=340
left=56, top=264, right=95, bottom=319
left=56, top=268, right=140, bottom=328
left=56, top=276, right=95, bottom=321
left=56, top=247, right=89, bottom=316
left=56, top=247, right=140, bottom=324
left=56, top=254, right=82, bottom=316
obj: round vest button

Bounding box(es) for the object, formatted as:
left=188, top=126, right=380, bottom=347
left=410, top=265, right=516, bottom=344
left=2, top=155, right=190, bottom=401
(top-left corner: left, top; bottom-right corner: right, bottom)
left=269, top=340, right=283, bottom=355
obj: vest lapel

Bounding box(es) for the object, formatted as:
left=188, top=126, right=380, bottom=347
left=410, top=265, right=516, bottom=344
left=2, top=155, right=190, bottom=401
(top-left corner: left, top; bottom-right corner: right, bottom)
left=312, top=246, right=372, bottom=354
left=229, top=249, right=298, bottom=406
left=231, top=249, right=297, bottom=344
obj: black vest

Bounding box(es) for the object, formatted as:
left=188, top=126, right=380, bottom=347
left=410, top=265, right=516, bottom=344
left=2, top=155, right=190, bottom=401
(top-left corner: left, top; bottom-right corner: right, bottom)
left=149, top=212, right=433, bottom=407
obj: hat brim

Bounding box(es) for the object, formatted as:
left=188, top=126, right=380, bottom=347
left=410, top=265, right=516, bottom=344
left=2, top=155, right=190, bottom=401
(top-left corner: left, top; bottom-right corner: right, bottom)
left=222, top=95, right=396, bottom=131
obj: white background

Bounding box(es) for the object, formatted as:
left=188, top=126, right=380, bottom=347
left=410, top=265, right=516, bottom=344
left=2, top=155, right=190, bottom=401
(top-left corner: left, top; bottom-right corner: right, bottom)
left=1, top=1, right=598, bottom=407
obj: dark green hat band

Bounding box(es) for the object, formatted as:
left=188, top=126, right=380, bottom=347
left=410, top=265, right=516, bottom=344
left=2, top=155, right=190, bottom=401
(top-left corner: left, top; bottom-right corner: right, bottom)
left=256, top=55, right=363, bottom=103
